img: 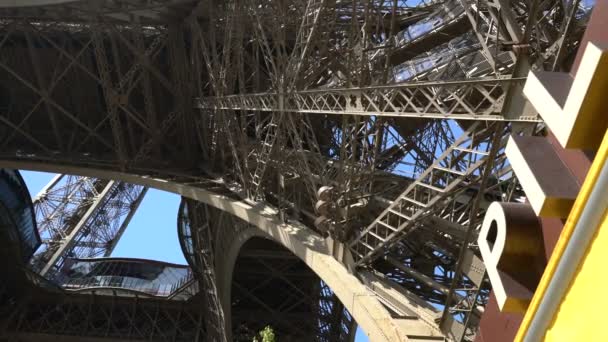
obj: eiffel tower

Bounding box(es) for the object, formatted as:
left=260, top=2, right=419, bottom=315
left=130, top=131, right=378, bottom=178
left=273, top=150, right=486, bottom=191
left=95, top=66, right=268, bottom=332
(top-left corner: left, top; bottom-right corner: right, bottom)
left=0, top=0, right=592, bottom=341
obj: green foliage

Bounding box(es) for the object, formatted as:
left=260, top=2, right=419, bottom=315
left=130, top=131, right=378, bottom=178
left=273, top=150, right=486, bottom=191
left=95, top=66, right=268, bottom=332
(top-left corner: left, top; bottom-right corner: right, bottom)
left=253, top=326, right=276, bottom=342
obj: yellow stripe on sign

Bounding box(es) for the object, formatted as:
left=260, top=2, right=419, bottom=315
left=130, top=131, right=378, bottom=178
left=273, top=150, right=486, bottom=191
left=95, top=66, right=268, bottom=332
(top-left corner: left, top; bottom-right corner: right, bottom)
left=545, top=209, right=608, bottom=342
left=515, top=130, right=608, bottom=341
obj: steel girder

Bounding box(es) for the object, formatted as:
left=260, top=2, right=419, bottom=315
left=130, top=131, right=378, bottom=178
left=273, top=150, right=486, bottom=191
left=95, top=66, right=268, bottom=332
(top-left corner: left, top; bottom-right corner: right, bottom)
left=30, top=174, right=146, bottom=278
left=2, top=291, right=206, bottom=341
left=197, top=78, right=539, bottom=122
left=0, top=0, right=593, bottom=341
left=0, top=18, right=197, bottom=173
left=0, top=0, right=199, bottom=24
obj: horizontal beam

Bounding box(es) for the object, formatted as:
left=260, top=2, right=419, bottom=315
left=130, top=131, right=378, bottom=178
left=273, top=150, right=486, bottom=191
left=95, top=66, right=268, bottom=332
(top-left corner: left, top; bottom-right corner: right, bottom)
left=197, top=78, right=539, bottom=122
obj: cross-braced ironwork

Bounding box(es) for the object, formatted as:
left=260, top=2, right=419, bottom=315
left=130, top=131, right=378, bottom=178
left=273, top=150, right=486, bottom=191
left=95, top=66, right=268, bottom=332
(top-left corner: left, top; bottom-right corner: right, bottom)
left=0, top=0, right=594, bottom=340
left=29, top=174, right=146, bottom=278
left=198, top=78, right=539, bottom=121
left=3, top=292, right=207, bottom=341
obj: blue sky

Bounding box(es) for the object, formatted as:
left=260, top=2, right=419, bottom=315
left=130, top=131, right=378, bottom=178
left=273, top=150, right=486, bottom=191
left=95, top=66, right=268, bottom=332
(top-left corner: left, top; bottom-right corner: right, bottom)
left=20, top=170, right=369, bottom=341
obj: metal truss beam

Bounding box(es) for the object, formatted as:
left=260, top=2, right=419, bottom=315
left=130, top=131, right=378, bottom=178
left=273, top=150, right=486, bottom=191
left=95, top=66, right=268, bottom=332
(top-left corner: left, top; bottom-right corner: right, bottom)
left=39, top=180, right=115, bottom=276
left=2, top=292, right=206, bottom=341
left=350, top=122, right=506, bottom=265
left=31, top=174, right=146, bottom=279
left=198, top=78, right=539, bottom=122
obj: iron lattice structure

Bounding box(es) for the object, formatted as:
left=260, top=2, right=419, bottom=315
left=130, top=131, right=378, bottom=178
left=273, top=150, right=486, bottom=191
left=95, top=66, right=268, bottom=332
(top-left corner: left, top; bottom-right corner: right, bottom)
left=30, top=174, right=146, bottom=277
left=2, top=291, right=207, bottom=341
left=0, top=0, right=593, bottom=341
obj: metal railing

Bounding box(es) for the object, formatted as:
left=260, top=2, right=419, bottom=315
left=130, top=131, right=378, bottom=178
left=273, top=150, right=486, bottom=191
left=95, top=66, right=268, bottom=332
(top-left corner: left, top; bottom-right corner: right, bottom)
left=55, top=257, right=194, bottom=298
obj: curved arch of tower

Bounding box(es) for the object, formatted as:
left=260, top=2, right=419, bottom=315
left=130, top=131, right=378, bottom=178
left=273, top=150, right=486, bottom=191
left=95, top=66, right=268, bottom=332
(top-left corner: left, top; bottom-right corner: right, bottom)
left=0, top=0, right=594, bottom=341
left=3, top=161, right=444, bottom=341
